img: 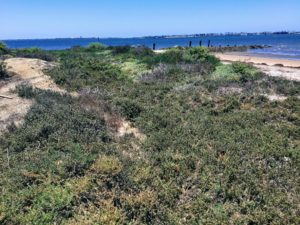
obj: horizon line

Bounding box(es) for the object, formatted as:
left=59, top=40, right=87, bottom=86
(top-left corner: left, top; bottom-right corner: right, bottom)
left=2, top=30, right=300, bottom=41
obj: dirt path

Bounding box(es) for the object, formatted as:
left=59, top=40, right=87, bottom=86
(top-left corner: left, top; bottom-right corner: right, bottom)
left=0, top=58, right=63, bottom=133
left=0, top=58, right=145, bottom=140
left=4, top=58, right=65, bottom=92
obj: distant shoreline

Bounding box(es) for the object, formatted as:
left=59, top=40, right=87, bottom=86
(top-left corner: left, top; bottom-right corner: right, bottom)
left=2, top=31, right=300, bottom=42
left=0, top=31, right=300, bottom=41
left=3, top=35, right=300, bottom=61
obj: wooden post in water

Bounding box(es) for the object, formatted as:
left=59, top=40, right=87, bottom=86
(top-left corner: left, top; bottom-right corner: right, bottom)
left=153, top=43, right=156, bottom=50
left=199, top=40, right=202, bottom=46
left=208, top=40, right=211, bottom=47
left=189, top=41, right=192, bottom=47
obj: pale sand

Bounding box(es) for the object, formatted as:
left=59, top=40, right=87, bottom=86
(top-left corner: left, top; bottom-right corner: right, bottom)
left=154, top=49, right=166, bottom=54
left=154, top=50, right=300, bottom=81
left=214, top=53, right=300, bottom=81
left=214, top=53, right=300, bottom=68
left=0, top=58, right=61, bottom=133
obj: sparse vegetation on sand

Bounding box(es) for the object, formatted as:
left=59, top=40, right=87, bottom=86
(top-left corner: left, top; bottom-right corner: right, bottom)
left=0, top=45, right=299, bottom=224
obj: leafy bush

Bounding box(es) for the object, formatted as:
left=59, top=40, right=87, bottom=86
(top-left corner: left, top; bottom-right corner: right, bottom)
left=16, top=185, right=74, bottom=225
left=161, top=48, right=185, bottom=63
left=141, top=47, right=220, bottom=71
left=183, top=47, right=210, bottom=62
left=0, top=42, right=9, bottom=55
left=212, top=62, right=263, bottom=84
left=231, top=62, right=263, bottom=82
left=87, top=42, right=106, bottom=51
left=0, top=61, right=9, bottom=79
left=111, top=45, right=132, bottom=54
left=143, top=48, right=184, bottom=65
left=13, top=48, right=56, bottom=61
left=49, top=55, right=129, bottom=91
left=184, top=47, right=220, bottom=66
left=15, top=83, right=36, bottom=98
left=116, top=99, right=143, bottom=121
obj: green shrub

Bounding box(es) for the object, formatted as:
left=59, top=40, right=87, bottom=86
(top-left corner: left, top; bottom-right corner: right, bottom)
left=0, top=61, right=9, bottom=79
left=116, top=99, right=143, bottom=121
left=183, top=47, right=220, bottom=66
left=87, top=42, right=106, bottom=51
left=142, top=47, right=220, bottom=70
left=212, top=64, right=239, bottom=80
left=183, top=47, right=210, bottom=62
left=232, top=61, right=251, bottom=74
left=69, top=45, right=84, bottom=51
left=14, top=48, right=56, bottom=61
left=0, top=42, right=9, bottom=55
left=11, top=185, right=74, bottom=225
left=162, top=48, right=184, bottom=63
left=49, top=55, right=129, bottom=91
left=212, top=63, right=263, bottom=84
left=130, top=46, right=154, bottom=57
left=149, top=48, right=184, bottom=65
left=111, top=45, right=132, bottom=54
left=232, top=62, right=262, bottom=82
left=15, top=84, right=36, bottom=98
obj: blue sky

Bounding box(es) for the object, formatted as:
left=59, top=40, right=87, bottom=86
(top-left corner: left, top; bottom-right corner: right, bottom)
left=1, top=0, right=300, bottom=39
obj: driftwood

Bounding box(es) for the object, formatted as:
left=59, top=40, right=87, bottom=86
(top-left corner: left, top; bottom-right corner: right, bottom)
left=0, top=95, right=13, bottom=99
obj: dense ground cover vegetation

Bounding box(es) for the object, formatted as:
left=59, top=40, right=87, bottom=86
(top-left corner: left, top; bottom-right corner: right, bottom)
left=0, top=45, right=299, bottom=224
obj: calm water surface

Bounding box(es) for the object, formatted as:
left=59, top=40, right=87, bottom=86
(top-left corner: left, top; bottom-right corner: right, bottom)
left=3, top=34, right=300, bottom=60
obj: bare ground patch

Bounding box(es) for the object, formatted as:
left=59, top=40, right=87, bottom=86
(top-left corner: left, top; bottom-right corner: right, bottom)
left=0, top=58, right=66, bottom=134
left=0, top=58, right=148, bottom=142
left=255, top=64, right=300, bottom=82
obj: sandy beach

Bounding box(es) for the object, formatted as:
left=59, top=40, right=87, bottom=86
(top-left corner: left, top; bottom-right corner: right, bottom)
left=214, top=52, right=300, bottom=68
left=213, top=52, right=300, bottom=81
left=154, top=50, right=300, bottom=81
